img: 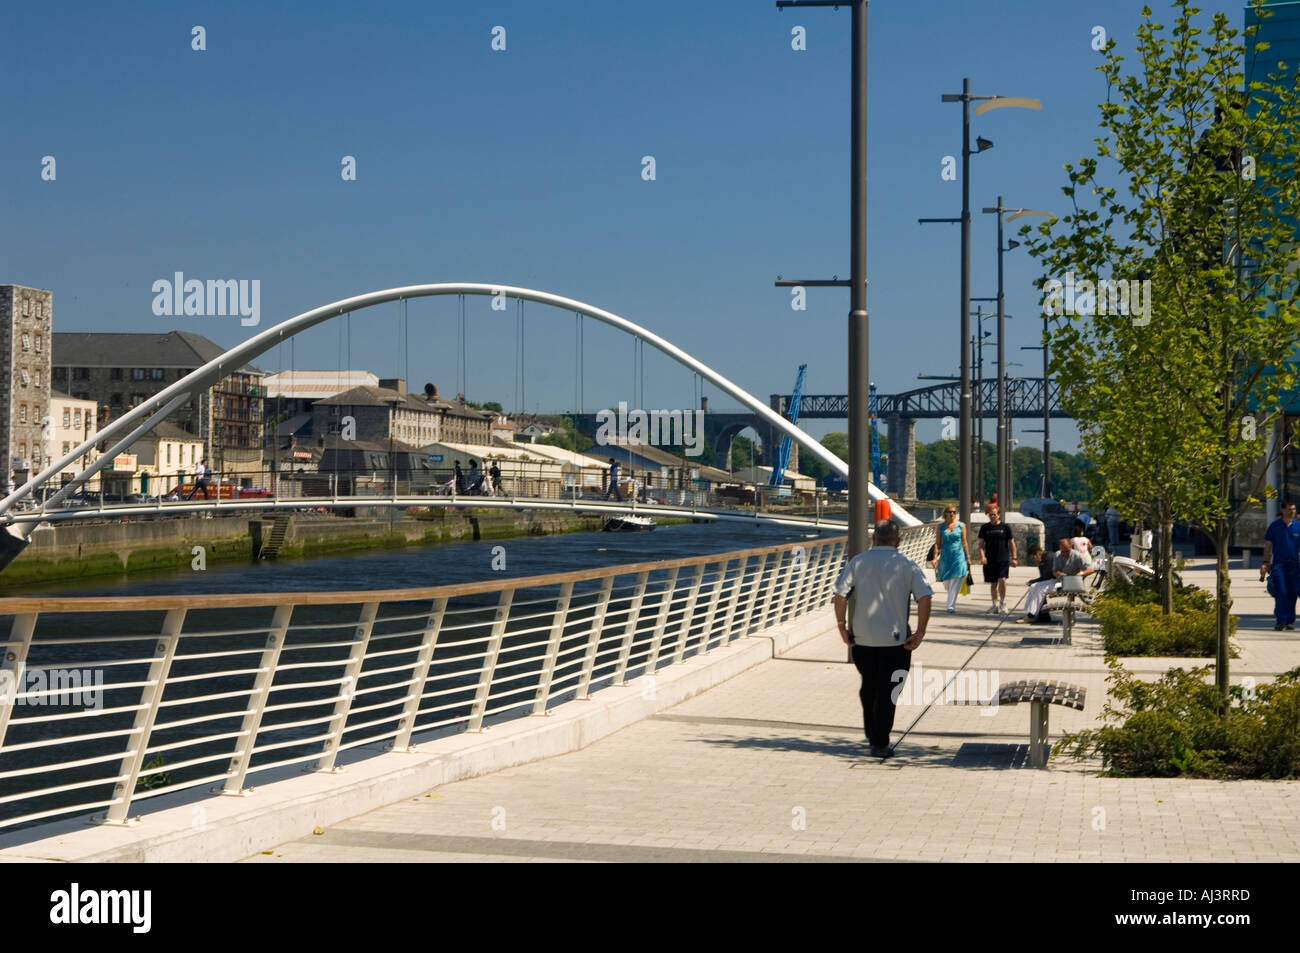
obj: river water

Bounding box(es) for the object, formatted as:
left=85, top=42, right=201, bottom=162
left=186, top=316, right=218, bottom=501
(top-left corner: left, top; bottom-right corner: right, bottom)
left=24, top=521, right=835, bottom=599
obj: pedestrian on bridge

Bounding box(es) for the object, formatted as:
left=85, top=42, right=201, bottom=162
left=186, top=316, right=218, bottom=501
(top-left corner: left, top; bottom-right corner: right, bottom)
left=186, top=459, right=211, bottom=501
left=833, top=518, right=933, bottom=758
left=604, top=458, right=622, bottom=501
left=930, top=504, right=968, bottom=613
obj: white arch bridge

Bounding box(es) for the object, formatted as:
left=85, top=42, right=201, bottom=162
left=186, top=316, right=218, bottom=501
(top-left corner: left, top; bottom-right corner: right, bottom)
left=0, top=283, right=914, bottom=566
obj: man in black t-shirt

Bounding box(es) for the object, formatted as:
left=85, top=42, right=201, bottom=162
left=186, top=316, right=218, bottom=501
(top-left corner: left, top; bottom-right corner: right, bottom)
left=978, top=505, right=1018, bottom=615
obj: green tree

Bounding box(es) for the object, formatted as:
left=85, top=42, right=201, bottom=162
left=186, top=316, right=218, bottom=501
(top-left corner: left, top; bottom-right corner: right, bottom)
left=730, top=434, right=756, bottom=470
left=538, top=415, right=582, bottom=453
left=1024, top=0, right=1300, bottom=699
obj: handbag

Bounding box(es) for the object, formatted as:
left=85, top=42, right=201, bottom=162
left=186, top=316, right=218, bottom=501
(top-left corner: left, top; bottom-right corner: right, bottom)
left=961, top=569, right=972, bottom=595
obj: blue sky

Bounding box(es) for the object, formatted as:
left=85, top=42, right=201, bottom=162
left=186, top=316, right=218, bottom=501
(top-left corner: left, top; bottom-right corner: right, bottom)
left=3, top=0, right=1240, bottom=452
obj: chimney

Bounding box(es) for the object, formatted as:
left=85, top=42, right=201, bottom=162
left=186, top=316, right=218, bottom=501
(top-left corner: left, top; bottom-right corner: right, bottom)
left=701, top=396, right=709, bottom=412
left=378, top=378, right=406, bottom=394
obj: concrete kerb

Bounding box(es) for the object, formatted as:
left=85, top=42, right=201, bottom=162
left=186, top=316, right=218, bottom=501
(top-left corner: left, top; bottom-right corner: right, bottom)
left=0, top=608, right=832, bottom=863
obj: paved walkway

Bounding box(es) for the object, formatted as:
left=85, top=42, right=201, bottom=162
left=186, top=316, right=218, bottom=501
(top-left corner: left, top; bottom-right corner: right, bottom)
left=245, top=560, right=1300, bottom=862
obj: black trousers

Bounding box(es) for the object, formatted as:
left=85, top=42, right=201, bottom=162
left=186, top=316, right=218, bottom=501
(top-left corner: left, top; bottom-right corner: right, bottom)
left=850, top=642, right=913, bottom=748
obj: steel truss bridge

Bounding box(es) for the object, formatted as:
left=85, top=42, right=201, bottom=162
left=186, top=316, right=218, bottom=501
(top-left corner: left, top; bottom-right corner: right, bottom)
left=773, top=377, right=1069, bottom=420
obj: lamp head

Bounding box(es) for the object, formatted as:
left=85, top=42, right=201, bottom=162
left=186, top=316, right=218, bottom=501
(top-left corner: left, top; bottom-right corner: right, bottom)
left=976, top=136, right=995, bottom=153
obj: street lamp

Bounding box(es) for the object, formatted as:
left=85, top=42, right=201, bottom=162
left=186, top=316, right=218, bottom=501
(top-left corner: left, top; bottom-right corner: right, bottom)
left=981, top=199, right=1051, bottom=509
left=773, top=0, right=870, bottom=558
left=920, top=82, right=1041, bottom=524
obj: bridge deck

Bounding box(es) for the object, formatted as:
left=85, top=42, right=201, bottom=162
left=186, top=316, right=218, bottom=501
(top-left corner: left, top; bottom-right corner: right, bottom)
left=244, top=561, right=1300, bottom=863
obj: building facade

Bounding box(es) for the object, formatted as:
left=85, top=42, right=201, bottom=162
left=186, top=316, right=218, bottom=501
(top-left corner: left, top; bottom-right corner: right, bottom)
left=51, top=330, right=264, bottom=479
left=48, top=391, right=100, bottom=489
left=311, top=382, right=493, bottom=448
left=0, top=285, right=53, bottom=485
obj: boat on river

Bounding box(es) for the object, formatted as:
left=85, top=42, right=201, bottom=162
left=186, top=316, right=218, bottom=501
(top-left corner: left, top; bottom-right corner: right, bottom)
left=602, top=514, right=656, bottom=532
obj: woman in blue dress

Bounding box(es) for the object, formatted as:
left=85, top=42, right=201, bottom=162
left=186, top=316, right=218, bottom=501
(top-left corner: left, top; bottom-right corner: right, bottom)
left=930, top=504, right=968, bottom=613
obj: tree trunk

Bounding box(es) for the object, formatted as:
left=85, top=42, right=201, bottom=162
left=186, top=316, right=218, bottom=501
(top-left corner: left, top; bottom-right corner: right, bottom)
left=1160, top=518, right=1175, bottom=614
left=1215, top=517, right=1231, bottom=710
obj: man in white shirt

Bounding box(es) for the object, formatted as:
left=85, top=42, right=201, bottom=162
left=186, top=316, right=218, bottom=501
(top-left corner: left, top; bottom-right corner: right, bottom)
left=832, top=519, right=933, bottom=758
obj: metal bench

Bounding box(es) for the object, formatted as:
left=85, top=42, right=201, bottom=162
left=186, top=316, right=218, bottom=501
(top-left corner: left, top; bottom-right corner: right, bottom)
left=997, top=680, right=1087, bottom=767
left=1043, top=574, right=1093, bottom=644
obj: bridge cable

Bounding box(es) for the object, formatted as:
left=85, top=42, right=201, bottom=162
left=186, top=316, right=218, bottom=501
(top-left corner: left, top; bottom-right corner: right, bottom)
left=456, top=294, right=466, bottom=398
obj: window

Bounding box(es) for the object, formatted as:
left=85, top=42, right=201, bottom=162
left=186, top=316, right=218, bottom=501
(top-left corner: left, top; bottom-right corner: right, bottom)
left=62, top=442, right=70, bottom=456
left=111, top=368, right=122, bottom=380
left=20, top=368, right=29, bottom=386
left=20, top=333, right=29, bottom=351
left=151, top=369, right=165, bottom=381
left=62, top=410, right=70, bottom=428
left=73, top=367, right=89, bottom=380
left=33, top=404, right=40, bottom=422
left=33, top=370, right=40, bottom=387
left=32, top=449, right=39, bottom=465
left=18, top=405, right=26, bottom=424
left=53, top=367, right=66, bottom=381
left=18, top=443, right=25, bottom=459
left=21, top=299, right=29, bottom=316
left=73, top=410, right=81, bottom=429
left=190, top=446, right=196, bottom=464
left=111, top=393, right=123, bottom=406
left=34, top=334, right=41, bottom=353
left=167, top=444, right=172, bottom=464
left=132, top=368, right=146, bottom=381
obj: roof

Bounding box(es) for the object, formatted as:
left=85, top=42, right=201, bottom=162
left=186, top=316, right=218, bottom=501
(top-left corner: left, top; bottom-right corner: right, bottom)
left=52, top=331, right=264, bottom=375
left=315, top=386, right=494, bottom=419
left=48, top=390, right=95, bottom=404
left=263, top=370, right=379, bottom=399
left=148, top=420, right=203, bottom=442
left=581, top=444, right=733, bottom=483
left=316, top=435, right=423, bottom=453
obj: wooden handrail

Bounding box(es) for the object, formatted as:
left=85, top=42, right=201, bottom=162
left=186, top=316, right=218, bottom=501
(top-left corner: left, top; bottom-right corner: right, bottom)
left=0, top=536, right=849, bottom=614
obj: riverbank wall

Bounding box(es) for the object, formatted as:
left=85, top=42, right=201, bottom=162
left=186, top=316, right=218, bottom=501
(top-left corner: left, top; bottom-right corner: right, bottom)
left=2, top=509, right=609, bottom=588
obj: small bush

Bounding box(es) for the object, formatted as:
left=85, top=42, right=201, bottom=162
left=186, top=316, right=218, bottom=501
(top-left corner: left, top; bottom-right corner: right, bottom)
left=1090, top=598, right=1237, bottom=657
left=1056, top=659, right=1300, bottom=778
left=1100, top=571, right=1210, bottom=611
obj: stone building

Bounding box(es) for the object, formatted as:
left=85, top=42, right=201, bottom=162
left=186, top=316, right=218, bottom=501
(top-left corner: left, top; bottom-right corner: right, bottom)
left=51, top=330, right=265, bottom=479
left=0, top=285, right=54, bottom=486
left=311, top=381, right=493, bottom=447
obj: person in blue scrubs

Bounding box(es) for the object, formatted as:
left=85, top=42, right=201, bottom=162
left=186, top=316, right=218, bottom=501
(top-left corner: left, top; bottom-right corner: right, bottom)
left=1263, top=501, right=1300, bottom=631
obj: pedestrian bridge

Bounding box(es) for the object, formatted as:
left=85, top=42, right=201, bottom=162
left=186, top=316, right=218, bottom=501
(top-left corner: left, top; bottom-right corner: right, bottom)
left=2, top=492, right=847, bottom=532
left=0, top=282, right=919, bottom=572
left=0, top=526, right=936, bottom=851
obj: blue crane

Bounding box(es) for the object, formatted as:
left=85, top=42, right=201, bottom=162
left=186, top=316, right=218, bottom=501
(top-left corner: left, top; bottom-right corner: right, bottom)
left=769, top=364, right=808, bottom=493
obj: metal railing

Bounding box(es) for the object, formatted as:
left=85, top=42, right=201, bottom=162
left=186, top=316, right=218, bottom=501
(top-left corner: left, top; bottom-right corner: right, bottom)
left=0, top=534, right=864, bottom=831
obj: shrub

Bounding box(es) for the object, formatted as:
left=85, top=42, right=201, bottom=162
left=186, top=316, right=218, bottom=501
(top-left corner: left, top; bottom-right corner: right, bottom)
left=1090, top=597, right=1237, bottom=656
left=1056, top=659, right=1300, bottom=778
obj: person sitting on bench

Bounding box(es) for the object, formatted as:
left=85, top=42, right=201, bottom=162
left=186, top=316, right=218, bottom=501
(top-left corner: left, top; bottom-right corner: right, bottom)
left=1017, top=538, right=1093, bottom=624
